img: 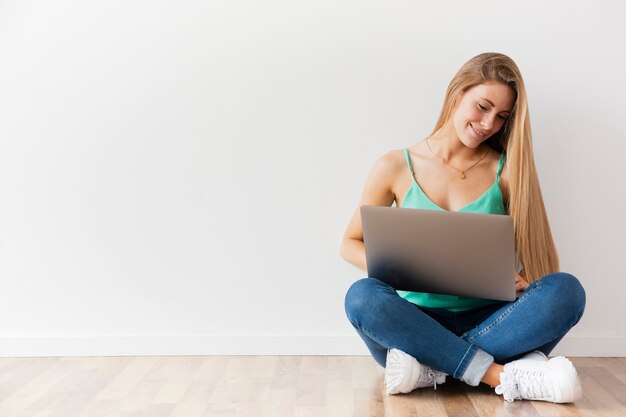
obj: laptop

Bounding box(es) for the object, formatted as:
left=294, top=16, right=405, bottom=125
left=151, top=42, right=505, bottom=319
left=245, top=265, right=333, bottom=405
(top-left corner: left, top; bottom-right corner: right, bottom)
left=360, top=205, right=516, bottom=301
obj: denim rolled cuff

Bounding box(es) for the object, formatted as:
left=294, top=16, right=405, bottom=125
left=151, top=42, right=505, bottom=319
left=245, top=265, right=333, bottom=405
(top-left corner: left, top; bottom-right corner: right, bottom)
left=459, top=347, right=494, bottom=386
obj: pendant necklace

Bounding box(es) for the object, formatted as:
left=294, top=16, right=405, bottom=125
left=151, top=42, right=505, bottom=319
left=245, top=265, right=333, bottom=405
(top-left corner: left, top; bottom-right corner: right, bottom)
left=426, top=138, right=490, bottom=179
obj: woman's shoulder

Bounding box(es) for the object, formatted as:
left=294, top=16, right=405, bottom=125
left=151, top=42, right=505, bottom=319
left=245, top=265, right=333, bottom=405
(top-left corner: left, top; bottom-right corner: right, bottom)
left=372, top=148, right=409, bottom=173
left=362, top=149, right=410, bottom=191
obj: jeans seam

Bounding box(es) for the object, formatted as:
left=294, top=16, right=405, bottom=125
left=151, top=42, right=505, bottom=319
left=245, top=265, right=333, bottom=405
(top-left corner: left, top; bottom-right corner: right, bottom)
left=453, top=345, right=476, bottom=379
left=465, top=281, right=542, bottom=343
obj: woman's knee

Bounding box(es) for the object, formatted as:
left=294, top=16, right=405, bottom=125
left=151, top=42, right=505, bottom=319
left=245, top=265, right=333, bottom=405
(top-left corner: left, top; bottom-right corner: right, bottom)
left=344, top=278, right=386, bottom=323
left=539, top=272, right=586, bottom=323
left=345, top=278, right=375, bottom=314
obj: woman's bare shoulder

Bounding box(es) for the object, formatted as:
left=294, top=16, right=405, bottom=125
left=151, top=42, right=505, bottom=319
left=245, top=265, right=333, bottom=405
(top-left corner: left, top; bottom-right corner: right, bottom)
left=370, top=149, right=407, bottom=177
left=357, top=149, right=409, bottom=200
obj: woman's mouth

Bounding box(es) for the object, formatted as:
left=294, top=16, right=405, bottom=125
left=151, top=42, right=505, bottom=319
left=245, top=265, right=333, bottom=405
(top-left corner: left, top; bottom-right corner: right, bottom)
left=470, top=123, right=486, bottom=139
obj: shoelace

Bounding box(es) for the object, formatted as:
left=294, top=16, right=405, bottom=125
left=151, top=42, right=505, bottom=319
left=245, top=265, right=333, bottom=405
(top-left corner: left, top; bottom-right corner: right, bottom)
left=495, top=371, right=520, bottom=401
left=495, top=369, right=554, bottom=402
left=427, top=369, right=439, bottom=390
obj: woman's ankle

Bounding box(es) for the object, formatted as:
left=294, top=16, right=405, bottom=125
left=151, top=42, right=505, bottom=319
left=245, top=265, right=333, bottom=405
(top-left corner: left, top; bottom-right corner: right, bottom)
left=481, top=363, right=504, bottom=387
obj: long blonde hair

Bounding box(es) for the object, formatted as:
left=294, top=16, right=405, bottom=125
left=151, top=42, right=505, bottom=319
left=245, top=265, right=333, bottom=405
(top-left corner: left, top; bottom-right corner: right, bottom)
left=432, top=52, right=559, bottom=282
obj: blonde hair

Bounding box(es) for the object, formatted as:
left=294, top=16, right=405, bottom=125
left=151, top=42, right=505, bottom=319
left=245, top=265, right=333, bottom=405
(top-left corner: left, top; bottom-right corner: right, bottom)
left=431, top=52, right=559, bottom=282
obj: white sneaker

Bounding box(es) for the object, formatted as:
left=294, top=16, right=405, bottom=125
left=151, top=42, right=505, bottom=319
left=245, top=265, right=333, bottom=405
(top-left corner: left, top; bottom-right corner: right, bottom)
left=384, top=348, right=446, bottom=395
left=495, top=353, right=582, bottom=403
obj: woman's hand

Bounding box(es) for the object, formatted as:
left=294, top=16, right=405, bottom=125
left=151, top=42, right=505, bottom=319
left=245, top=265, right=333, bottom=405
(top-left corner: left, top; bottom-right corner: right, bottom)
left=515, top=271, right=530, bottom=297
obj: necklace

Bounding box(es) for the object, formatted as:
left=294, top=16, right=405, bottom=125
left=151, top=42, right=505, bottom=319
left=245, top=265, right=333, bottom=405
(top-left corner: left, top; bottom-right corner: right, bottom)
left=426, top=138, right=490, bottom=179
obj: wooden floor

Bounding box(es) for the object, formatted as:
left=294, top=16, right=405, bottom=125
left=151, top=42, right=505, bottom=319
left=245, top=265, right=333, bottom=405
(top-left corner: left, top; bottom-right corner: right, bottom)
left=0, top=356, right=624, bottom=417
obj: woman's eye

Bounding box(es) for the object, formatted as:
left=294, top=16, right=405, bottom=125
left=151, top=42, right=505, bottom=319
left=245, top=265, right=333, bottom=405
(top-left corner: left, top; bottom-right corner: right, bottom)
left=497, top=115, right=508, bottom=121
left=478, top=104, right=488, bottom=111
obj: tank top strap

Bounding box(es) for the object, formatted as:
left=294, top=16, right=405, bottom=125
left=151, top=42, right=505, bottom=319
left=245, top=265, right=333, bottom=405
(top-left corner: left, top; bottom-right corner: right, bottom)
left=496, top=153, right=506, bottom=179
left=403, top=148, right=414, bottom=175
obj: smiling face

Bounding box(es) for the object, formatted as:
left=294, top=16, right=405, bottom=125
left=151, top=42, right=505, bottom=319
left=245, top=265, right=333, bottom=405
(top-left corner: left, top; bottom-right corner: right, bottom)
left=450, top=81, right=515, bottom=149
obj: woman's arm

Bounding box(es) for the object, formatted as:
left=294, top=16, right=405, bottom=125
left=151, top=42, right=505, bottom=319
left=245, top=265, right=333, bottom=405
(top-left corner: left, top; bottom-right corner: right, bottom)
left=340, top=152, right=399, bottom=271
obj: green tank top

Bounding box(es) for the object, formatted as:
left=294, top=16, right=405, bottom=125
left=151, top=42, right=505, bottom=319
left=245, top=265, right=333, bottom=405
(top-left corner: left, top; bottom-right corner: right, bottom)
left=397, top=148, right=507, bottom=312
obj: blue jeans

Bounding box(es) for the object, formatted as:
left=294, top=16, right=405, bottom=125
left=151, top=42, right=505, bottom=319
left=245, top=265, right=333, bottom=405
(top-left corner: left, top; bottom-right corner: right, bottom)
left=344, top=272, right=586, bottom=386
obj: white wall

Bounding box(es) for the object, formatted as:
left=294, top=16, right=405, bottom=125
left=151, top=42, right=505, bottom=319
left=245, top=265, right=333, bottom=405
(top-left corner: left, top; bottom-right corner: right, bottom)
left=0, top=0, right=624, bottom=357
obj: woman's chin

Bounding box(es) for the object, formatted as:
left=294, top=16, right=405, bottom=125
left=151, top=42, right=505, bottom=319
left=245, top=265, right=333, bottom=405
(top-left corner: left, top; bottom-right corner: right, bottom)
left=460, top=136, right=482, bottom=149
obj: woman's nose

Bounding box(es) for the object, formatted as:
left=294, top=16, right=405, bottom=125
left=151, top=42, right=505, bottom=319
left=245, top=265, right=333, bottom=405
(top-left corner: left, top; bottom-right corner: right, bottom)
left=481, top=116, right=495, bottom=130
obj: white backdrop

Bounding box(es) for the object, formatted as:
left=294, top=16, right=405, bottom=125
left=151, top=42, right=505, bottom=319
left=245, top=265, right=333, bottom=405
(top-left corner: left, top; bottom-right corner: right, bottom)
left=1, top=0, right=625, bottom=357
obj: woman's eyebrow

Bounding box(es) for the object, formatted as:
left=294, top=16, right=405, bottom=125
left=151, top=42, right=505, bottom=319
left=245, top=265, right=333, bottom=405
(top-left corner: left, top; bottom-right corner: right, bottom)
left=481, top=98, right=512, bottom=114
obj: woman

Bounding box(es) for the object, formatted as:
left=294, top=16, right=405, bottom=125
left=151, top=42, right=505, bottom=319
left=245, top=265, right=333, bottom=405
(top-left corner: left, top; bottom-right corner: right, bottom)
left=340, top=52, right=586, bottom=403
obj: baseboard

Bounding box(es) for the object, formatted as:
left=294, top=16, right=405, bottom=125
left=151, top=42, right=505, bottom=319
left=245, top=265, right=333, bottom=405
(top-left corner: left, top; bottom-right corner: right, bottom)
left=0, top=334, right=624, bottom=357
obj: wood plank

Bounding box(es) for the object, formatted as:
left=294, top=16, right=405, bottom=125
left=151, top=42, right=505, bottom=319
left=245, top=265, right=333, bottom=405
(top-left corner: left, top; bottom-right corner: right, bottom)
left=439, top=379, right=480, bottom=417
left=0, top=359, right=66, bottom=416
left=576, top=366, right=624, bottom=417
left=603, top=358, right=626, bottom=384
left=583, top=366, right=626, bottom=405
left=0, top=358, right=60, bottom=402
left=294, top=405, right=327, bottom=417
left=531, top=400, right=585, bottom=417
left=168, top=402, right=208, bottom=417
left=46, top=357, right=131, bottom=416
left=327, top=356, right=354, bottom=417
left=384, top=390, right=422, bottom=417
left=301, top=356, right=328, bottom=375
left=92, top=356, right=158, bottom=400
left=152, top=357, right=202, bottom=404
left=261, top=388, right=296, bottom=417
left=271, top=356, right=302, bottom=390
left=465, top=382, right=542, bottom=417
left=111, top=356, right=174, bottom=415
left=352, top=356, right=385, bottom=417
left=0, top=356, right=624, bottom=417
left=296, top=371, right=327, bottom=407
left=354, top=387, right=385, bottom=417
